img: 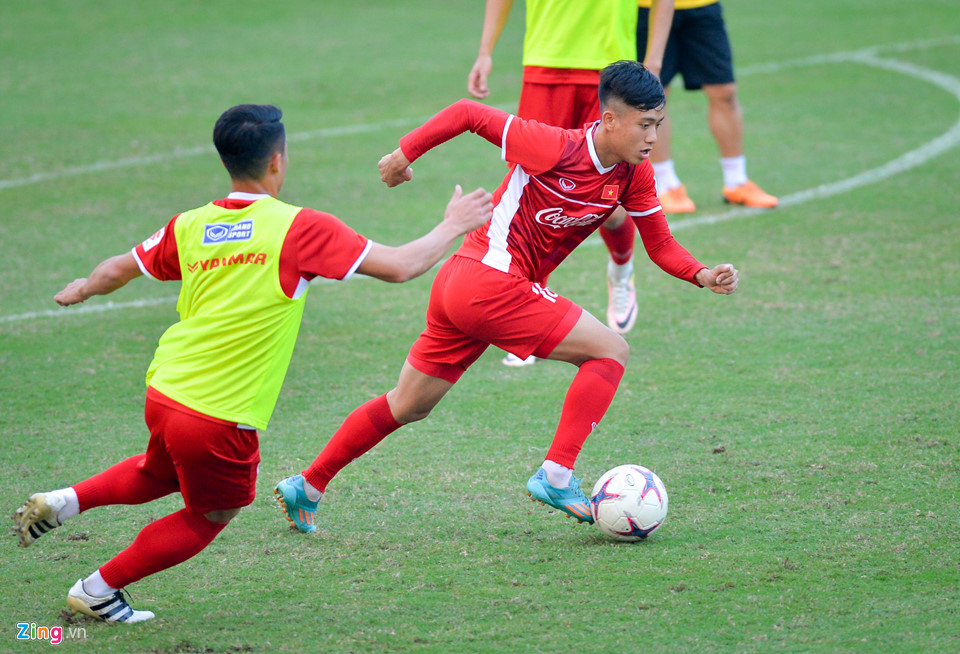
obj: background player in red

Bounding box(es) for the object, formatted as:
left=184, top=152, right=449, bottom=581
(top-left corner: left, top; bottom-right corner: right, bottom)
left=11, top=104, right=492, bottom=623
left=636, top=0, right=778, bottom=213
left=274, top=61, right=738, bottom=533
left=467, top=0, right=676, bottom=361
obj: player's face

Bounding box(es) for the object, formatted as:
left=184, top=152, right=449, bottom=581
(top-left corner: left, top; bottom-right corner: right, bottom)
left=608, top=103, right=664, bottom=166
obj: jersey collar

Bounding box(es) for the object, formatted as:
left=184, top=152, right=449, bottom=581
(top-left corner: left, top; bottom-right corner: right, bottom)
left=226, top=191, right=271, bottom=201
left=586, top=122, right=616, bottom=175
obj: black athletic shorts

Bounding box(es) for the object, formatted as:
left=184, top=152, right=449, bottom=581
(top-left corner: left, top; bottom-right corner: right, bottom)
left=637, top=2, right=735, bottom=90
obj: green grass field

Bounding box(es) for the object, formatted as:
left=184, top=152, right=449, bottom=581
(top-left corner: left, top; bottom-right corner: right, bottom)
left=2, top=1, right=958, bottom=651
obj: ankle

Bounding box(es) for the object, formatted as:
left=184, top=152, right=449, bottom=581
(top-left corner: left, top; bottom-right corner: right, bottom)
left=542, top=460, right=573, bottom=488
left=302, top=477, right=322, bottom=502
left=82, top=570, right=116, bottom=598
left=49, top=487, right=80, bottom=522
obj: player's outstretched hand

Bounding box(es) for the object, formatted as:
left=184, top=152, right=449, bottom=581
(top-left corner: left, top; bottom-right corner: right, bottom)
left=468, top=55, right=493, bottom=99
left=444, top=184, right=493, bottom=234
left=695, top=264, right=739, bottom=295
left=54, top=279, right=90, bottom=306
left=378, top=148, right=413, bottom=187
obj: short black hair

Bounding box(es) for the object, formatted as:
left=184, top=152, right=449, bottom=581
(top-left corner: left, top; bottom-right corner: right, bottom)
left=598, top=60, right=665, bottom=113
left=213, top=104, right=286, bottom=181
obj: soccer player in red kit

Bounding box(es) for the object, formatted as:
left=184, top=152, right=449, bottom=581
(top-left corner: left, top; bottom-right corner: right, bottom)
left=274, top=60, right=738, bottom=531
left=11, top=104, right=492, bottom=623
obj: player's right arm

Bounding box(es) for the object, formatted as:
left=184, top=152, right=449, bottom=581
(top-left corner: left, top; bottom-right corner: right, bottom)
left=378, top=99, right=567, bottom=187
left=55, top=216, right=181, bottom=306
left=356, top=185, right=493, bottom=283
left=643, top=0, right=675, bottom=79
left=467, top=0, right=515, bottom=99
left=54, top=252, right=143, bottom=306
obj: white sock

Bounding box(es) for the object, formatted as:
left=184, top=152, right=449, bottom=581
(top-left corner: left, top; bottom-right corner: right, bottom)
left=720, top=156, right=748, bottom=188
left=302, top=478, right=322, bottom=502
left=82, top=570, right=116, bottom=598
left=49, top=487, right=80, bottom=522
left=542, top=460, right=573, bottom=488
left=607, top=259, right=634, bottom=284
left=652, top=160, right=682, bottom=192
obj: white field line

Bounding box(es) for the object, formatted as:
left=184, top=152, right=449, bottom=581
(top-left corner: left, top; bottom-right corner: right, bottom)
left=2, top=37, right=958, bottom=325
left=662, top=51, right=960, bottom=233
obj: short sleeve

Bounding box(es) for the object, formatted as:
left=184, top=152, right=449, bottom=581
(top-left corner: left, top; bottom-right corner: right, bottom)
left=286, top=208, right=370, bottom=282
left=132, top=215, right=181, bottom=281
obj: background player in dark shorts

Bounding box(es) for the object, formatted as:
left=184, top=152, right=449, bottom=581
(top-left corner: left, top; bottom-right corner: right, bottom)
left=637, top=0, right=779, bottom=213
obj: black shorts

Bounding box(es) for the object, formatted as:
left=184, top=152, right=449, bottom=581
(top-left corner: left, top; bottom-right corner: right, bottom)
left=637, top=2, right=735, bottom=90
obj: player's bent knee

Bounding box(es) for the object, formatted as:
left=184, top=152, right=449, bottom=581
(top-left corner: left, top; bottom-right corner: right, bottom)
left=607, top=333, right=630, bottom=367
left=204, top=507, right=242, bottom=524
left=394, top=404, right=433, bottom=424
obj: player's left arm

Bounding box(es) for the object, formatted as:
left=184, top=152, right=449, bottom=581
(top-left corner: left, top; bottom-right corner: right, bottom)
left=626, top=165, right=738, bottom=294
left=54, top=252, right=143, bottom=306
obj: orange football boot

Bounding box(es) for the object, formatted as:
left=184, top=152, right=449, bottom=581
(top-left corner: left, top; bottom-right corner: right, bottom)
left=658, top=184, right=696, bottom=214
left=722, top=180, right=778, bottom=208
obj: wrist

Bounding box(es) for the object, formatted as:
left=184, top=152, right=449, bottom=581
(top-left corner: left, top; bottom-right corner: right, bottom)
left=694, top=267, right=709, bottom=287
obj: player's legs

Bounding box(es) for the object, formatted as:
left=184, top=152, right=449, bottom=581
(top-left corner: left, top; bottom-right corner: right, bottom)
left=703, top=82, right=742, bottom=159
left=68, top=397, right=254, bottom=622
left=651, top=94, right=697, bottom=213
left=544, top=310, right=628, bottom=468
left=12, top=454, right=179, bottom=548
left=297, top=361, right=454, bottom=500
left=283, top=259, right=488, bottom=532
left=599, top=206, right=639, bottom=333
left=282, top=361, right=454, bottom=534
left=704, top=80, right=778, bottom=207
left=524, top=311, right=628, bottom=522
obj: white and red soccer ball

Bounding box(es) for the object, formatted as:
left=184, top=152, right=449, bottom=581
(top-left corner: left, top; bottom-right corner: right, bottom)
left=590, top=464, right=668, bottom=541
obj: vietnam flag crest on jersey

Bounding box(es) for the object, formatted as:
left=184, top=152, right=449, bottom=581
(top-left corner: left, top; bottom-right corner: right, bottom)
left=602, top=185, right=619, bottom=201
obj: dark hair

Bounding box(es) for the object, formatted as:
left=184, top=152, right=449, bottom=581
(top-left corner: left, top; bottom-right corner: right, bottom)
left=598, top=60, right=665, bottom=113
left=213, top=104, right=286, bottom=180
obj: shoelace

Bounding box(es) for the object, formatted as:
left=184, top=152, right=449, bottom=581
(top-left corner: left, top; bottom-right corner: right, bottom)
left=115, top=588, right=136, bottom=607
left=611, top=280, right=633, bottom=314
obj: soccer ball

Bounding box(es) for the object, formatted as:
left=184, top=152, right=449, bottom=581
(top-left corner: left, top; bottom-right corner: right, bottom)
left=590, top=464, right=668, bottom=542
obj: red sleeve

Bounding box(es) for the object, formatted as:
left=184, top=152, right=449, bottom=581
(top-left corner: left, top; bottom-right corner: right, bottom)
left=399, top=99, right=567, bottom=176
left=133, top=215, right=181, bottom=281
left=279, top=208, right=370, bottom=297
left=623, top=164, right=706, bottom=286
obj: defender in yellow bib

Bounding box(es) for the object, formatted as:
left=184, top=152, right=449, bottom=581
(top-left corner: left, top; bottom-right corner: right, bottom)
left=12, top=104, right=493, bottom=623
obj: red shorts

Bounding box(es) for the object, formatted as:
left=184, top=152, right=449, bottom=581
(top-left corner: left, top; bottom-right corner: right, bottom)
left=141, top=387, right=260, bottom=514
left=518, top=68, right=601, bottom=129
left=407, top=256, right=582, bottom=383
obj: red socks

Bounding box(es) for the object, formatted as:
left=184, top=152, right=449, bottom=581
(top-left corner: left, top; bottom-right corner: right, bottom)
left=600, top=220, right=635, bottom=265
left=98, top=509, right=226, bottom=589
left=303, top=394, right=401, bottom=493
left=546, top=358, right=625, bottom=467
left=73, top=455, right=179, bottom=512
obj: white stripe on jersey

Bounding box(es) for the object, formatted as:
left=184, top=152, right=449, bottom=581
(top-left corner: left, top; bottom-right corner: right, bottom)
left=481, top=165, right=529, bottom=272
left=131, top=247, right=157, bottom=280
left=500, top=115, right=515, bottom=163
left=627, top=205, right=663, bottom=217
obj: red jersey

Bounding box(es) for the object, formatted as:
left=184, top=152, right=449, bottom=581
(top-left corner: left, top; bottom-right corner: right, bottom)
left=132, top=193, right=371, bottom=297
left=399, top=100, right=705, bottom=284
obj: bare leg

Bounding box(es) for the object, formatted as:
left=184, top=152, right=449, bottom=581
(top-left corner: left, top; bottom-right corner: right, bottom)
left=703, top=82, right=742, bottom=158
